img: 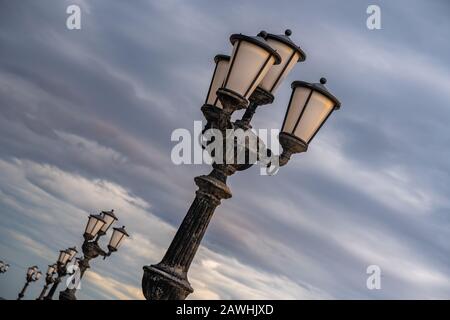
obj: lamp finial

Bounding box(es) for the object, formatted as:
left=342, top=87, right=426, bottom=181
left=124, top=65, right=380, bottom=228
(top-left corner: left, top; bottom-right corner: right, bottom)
left=258, top=30, right=267, bottom=38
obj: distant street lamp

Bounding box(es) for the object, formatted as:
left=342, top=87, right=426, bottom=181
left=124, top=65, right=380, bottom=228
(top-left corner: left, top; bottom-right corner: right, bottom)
left=43, top=248, right=77, bottom=300
left=142, top=29, right=341, bottom=300
left=36, top=264, right=57, bottom=300
left=0, top=261, right=9, bottom=274
left=59, top=210, right=129, bottom=300
left=17, top=266, right=41, bottom=300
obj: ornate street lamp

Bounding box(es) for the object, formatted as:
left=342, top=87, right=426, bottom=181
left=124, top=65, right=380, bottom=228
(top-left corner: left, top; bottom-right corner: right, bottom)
left=142, top=29, right=341, bottom=300
left=17, top=266, right=41, bottom=300
left=67, top=246, right=78, bottom=260
left=43, top=248, right=76, bottom=300
left=36, top=264, right=57, bottom=300
left=205, top=54, right=230, bottom=109
left=97, top=210, right=118, bottom=237
left=279, top=78, right=341, bottom=165
left=223, top=32, right=281, bottom=103
left=108, top=226, right=130, bottom=253
left=0, top=260, right=9, bottom=274
left=201, top=54, right=231, bottom=132
left=202, top=31, right=282, bottom=133
left=259, top=30, right=306, bottom=94
left=59, top=210, right=129, bottom=300
left=84, top=213, right=106, bottom=240
left=237, top=30, right=306, bottom=129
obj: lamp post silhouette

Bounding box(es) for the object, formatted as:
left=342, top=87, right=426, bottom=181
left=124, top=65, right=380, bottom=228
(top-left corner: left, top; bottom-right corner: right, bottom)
left=142, top=29, right=341, bottom=300
left=43, top=247, right=77, bottom=300
left=17, top=266, right=41, bottom=300
left=59, top=210, right=129, bottom=300
left=36, top=264, right=57, bottom=300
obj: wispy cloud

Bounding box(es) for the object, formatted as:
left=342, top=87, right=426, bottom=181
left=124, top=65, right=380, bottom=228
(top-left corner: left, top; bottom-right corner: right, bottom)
left=0, top=0, right=449, bottom=300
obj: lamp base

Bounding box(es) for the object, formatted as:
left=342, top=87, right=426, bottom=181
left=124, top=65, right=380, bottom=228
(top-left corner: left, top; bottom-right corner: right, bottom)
left=142, top=264, right=193, bottom=300
left=216, top=88, right=248, bottom=113
left=201, top=104, right=222, bottom=124
left=59, top=288, right=77, bottom=300
left=141, top=166, right=233, bottom=300
left=279, top=132, right=308, bottom=166
left=200, top=104, right=225, bottom=132
left=249, top=86, right=274, bottom=106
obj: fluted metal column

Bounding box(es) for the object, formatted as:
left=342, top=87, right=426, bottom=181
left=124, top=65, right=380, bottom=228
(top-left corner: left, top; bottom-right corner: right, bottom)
left=142, top=164, right=233, bottom=300
left=44, top=277, right=61, bottom=300
left=37, top=284, right=49, bottom=300
left=17, top=281, right=30, bottom=300
left=142, top=89, right=247, bottom=300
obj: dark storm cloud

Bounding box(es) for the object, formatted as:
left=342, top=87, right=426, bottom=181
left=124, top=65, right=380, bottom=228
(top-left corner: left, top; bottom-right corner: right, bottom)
left=0, top=0, right=449, bottom=299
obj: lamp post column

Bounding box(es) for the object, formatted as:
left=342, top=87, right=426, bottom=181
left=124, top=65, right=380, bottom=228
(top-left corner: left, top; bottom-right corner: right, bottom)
left=142, top=88, right=245, bottom=300
left=17, top=281, right=30, bottom=300
left=37, top=283, right=49, bottom=300
left=44, top=276, right=61, bottom=300
left=142, top=164, right=233, bottom=300
left=44, top=261, right=67, bottom=300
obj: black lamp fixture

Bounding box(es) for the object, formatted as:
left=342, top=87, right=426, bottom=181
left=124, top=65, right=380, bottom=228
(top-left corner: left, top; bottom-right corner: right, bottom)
left=218, top=31, right=281, bottom=112
left=107, top=226, right=130, bottom=253
left=36, top=264, right=57, bottom=300
left=59, top=210, right=129, bottom=300
left=237, top=29, right=306, bottom=129
left=142, top=28, right=341, bottom=300
left=279, top=77, right=341, bottom=165
left=226, top=32, right=281, bottom=100
left=258, top=29, right=306, bottom=95
left=17, top=265, right=41, bottom=300
left=67, top=246, right=78, bottom=260
left=97, top=210, right=118, bottom=237
left=204, top=54, right=231, bottom=109
left=84, top=214, right=106, bottom=240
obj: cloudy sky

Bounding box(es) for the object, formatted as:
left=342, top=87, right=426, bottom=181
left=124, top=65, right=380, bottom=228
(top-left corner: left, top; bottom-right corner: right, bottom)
left=0, top=0, right=449, bottom=300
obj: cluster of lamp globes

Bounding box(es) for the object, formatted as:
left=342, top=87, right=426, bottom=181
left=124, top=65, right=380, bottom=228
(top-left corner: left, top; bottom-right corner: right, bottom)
left=14, top=210, right=129, bottom=300
left=204, top=29, right=341, bottom=163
